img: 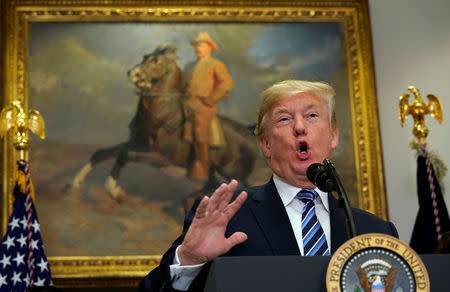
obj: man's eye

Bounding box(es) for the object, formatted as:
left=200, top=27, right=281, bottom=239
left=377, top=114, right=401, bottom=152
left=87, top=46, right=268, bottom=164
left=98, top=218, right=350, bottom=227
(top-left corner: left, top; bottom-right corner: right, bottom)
left=306, top=113, right=319, bottom=120
left=278, top=116, right=290, bottom=122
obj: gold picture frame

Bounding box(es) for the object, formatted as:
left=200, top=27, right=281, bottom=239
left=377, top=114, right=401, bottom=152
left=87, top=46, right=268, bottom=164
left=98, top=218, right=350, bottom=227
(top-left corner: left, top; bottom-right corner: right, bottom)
left=0, top=0, right=386, bottom=288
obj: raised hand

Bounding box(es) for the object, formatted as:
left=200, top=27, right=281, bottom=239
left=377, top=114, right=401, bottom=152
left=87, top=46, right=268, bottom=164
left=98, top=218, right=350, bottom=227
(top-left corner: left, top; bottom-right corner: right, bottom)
left=177, top=179, right=248, bottom=265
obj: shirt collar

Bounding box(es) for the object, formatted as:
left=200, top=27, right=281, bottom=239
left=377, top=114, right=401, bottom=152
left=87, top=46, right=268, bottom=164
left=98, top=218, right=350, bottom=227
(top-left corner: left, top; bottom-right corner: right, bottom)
left=272, top=174, right=329, bottom=212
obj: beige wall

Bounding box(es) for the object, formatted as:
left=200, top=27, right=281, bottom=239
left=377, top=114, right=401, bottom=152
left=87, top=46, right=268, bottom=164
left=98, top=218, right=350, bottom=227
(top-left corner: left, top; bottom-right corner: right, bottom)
left=369, top=0, right=450, bottom=242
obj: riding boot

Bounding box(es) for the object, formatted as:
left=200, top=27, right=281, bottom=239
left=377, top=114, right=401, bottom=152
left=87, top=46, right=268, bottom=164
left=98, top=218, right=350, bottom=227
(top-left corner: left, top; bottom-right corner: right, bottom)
left=191, top=142, right=210, bottom=182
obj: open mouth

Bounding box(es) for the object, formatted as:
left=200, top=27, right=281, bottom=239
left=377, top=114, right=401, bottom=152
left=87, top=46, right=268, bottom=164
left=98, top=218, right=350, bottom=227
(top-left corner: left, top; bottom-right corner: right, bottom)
left=299, top=141, right=308, bottom=153
left=297, top=141, right=310, bottom=160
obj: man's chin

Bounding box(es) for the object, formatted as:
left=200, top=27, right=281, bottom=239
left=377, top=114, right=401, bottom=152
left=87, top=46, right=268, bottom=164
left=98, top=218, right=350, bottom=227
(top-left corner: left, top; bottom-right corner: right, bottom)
left=293, top=162, right=318, bottom=185
left=295, top=161, right=313, bottom=174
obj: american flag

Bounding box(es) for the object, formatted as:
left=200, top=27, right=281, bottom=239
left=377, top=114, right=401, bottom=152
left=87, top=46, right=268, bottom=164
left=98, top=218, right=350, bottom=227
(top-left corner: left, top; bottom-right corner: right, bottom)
left=0, top=161, right=52, bottom=291
left=410, top=145, right=450, bottom=253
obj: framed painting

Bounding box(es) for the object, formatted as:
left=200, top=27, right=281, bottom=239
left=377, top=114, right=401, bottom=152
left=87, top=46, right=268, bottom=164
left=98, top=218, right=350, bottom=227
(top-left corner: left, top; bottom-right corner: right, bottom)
left=0, top=0, right=387, bottom=288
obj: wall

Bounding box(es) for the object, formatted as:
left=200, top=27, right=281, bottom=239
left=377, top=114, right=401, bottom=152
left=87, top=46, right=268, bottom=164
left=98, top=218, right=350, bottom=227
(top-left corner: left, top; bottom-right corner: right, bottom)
left=369, top=0, right=450, bottom=242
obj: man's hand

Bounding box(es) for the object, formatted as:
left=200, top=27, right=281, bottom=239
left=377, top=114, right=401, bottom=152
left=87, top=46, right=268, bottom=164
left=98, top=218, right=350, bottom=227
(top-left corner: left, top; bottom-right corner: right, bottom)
left=197, top=96, right=213, bottom=106
left=178, top=180, right=248, bottom=265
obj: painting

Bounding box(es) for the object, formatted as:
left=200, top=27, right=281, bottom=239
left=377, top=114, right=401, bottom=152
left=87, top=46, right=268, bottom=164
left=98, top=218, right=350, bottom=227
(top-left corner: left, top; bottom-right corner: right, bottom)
left=1, top=0, right=386, bottom=287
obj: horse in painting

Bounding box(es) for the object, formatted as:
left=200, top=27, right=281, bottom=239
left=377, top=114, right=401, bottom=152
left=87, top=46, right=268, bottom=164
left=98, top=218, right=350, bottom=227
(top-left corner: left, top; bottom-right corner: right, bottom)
left=65, top=44, right=262, bottom=208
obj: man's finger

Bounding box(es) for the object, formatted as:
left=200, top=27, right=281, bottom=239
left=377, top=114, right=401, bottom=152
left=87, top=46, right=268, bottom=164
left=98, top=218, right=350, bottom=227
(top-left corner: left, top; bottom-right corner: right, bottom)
left=225, top=179, right=239, bottom=195
left=208, top=180, right=238, bottom=212
left=207, top=183, right=228, bottom=212
left=194, top=196, right=209, bottom=219
left=225, top=231, right=248, bottom=250
left=223, top=191, right=247, bottom=219
left=215, top=179, right=239, bottom=211
left=216, top=185, right=236, bottom=212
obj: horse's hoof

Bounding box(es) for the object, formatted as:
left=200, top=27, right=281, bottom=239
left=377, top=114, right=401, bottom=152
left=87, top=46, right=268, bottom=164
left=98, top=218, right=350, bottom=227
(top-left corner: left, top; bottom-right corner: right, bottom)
left=111, top=186, right=125, bottom=203
left=114, top=192, right=125, bottom=203
left=105, top=176, right=126, bottom=203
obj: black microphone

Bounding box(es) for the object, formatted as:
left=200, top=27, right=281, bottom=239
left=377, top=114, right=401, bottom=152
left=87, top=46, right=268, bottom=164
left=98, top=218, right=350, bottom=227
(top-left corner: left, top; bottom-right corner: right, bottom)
left=306, top=159, right=357, bottom=239
left=306, top=163, right=337, bottom=192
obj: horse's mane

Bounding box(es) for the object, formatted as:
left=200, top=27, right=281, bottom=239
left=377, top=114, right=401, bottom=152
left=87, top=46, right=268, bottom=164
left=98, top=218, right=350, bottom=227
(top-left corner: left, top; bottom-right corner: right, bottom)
left=143, top=44, right=178, bottom=62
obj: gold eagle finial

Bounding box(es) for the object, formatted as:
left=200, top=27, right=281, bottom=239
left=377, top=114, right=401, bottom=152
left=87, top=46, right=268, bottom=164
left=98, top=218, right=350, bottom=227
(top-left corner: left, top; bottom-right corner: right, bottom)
left=0, top=100, right=46, bottom=151
left=399, top=86, right=443, bottom=144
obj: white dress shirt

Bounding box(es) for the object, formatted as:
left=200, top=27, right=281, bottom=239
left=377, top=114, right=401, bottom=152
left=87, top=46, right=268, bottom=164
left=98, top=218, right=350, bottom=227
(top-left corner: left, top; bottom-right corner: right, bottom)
left=273, top=174, right=331, bottom=255
left=169, top=174, right=331, bottom=290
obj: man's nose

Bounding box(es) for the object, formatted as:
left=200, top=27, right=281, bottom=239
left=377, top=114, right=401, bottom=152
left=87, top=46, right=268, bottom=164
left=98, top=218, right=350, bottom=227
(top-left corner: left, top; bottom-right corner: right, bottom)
left=294, top=117, right=306, bottom=135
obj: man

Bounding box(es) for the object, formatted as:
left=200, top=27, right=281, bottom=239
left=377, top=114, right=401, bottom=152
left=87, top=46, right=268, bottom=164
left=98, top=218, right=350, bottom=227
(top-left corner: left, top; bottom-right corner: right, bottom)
left=184, top=32, right=234, bottom=182
left=140, top=80, right=398, bottom=291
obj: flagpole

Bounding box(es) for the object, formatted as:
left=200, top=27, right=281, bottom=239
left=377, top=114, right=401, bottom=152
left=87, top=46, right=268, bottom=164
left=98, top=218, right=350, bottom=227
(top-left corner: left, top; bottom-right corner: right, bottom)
left=0, top=100, right=46, bottom=289
left=399, top=86, right=449, bottom=253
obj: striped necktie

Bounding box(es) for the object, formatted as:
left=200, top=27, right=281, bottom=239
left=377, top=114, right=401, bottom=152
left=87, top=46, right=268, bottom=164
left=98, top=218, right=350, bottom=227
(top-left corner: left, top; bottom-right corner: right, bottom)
left=297, top=189, right=330, bottom=256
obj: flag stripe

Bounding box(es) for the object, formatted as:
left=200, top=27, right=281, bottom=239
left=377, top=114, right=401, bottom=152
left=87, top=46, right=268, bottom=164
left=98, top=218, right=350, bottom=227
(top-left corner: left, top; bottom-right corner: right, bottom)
left=0, top=160, right=52, bottom=291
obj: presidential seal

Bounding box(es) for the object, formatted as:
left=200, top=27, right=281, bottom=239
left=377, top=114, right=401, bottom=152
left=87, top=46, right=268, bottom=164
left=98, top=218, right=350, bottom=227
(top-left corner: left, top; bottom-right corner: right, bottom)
left=326, top=234, right=430, bottom=292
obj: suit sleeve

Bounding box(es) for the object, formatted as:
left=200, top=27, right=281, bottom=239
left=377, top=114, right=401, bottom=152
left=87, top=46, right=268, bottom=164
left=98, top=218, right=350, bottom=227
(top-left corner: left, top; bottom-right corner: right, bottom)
left=388, top=221, right=399, bottom=238
left=351, top=207, right=400, bottom=239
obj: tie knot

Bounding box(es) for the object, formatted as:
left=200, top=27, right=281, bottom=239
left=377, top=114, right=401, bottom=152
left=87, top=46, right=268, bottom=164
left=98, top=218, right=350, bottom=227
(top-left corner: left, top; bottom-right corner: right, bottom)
left=297, top=189, right=318, bottom=201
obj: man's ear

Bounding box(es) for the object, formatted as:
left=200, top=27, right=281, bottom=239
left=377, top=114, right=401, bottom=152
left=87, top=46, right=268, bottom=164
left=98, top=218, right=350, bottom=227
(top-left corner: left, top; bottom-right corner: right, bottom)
left=258, top=135, right=271, bottom=159
left=331, top=127, right=339, bottom=150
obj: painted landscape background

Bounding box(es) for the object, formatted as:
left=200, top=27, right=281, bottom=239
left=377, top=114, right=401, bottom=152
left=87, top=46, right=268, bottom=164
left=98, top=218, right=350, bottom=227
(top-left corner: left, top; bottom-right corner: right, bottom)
left=27, top=21, right=355, bottom=256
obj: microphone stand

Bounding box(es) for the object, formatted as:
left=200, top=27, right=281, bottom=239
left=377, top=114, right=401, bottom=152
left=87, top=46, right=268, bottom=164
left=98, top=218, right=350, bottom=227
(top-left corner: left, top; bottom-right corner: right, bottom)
left=323, top=158, right=357, bottom=239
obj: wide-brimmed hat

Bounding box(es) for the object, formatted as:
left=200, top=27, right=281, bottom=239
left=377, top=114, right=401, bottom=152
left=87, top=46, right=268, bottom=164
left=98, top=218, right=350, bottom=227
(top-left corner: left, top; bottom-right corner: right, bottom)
left=191, top=32, right=218, bottom=51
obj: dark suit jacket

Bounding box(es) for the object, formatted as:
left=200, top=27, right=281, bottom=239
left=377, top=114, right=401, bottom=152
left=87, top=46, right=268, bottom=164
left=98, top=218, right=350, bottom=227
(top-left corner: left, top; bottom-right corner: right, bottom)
left=140, top=179, right=398, bottom=292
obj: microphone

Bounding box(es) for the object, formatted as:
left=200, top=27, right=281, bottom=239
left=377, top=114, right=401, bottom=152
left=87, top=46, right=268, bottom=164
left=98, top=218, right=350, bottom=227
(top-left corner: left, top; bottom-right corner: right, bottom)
left=306, top=163, right=337, bottom=192
left=306, top=159, right=357, bottom=239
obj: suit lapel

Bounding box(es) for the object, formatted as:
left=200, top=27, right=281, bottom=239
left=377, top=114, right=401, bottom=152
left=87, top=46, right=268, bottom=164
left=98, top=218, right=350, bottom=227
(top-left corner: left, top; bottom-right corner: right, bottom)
left=248, top=179, right=300, bottom=255
left=246, top=180, right=353, bottom=255
left=328, top=193, right=350, bottom=254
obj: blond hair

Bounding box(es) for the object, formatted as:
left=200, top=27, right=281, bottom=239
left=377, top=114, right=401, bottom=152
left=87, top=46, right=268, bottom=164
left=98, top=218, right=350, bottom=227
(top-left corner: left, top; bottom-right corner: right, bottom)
left=254, top=80, right=336, bottom=136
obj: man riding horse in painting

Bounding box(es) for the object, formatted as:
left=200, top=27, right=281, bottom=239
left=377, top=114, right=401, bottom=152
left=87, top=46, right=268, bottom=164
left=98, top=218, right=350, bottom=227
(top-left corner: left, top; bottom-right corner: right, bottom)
left=65, top=39, right=261, bottom=206
left=184, top=32, right=234, bottom=182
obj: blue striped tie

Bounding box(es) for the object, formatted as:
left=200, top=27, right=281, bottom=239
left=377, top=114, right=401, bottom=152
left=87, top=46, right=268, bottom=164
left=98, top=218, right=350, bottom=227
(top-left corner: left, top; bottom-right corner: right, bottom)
left=297, top=189, right=330, bottom=256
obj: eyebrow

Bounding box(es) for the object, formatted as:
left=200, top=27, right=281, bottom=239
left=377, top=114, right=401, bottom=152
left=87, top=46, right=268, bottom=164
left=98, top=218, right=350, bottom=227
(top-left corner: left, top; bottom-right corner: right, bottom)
left=272, top=107, right=290, bottom=116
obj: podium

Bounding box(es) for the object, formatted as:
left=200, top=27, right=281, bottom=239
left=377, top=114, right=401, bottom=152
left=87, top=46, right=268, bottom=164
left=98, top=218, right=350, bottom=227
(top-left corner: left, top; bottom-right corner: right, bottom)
left=204, top=255, right=450, bottom=292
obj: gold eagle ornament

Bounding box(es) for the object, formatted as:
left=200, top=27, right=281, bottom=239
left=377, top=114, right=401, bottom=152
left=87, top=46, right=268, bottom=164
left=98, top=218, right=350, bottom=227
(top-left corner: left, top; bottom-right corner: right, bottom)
left=0, top=100, right=45, bottom=151
left=399, top=86, right=443, bottom=144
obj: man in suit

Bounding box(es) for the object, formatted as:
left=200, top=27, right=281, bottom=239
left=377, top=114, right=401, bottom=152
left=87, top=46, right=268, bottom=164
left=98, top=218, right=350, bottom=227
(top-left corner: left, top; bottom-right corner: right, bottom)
left=140, top=80, right=398, bottom=291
